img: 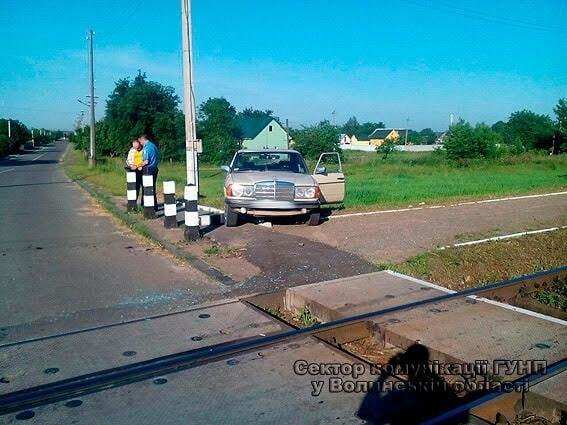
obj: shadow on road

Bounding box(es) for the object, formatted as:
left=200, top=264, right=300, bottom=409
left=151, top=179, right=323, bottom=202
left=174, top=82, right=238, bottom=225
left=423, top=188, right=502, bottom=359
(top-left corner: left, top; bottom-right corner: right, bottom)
left=357, top=343, right=466, bottom=425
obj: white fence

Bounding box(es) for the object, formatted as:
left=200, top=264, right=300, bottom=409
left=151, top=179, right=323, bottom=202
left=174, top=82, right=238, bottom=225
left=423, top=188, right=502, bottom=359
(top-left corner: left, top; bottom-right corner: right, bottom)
left=341, top=144, right=440, bottom=152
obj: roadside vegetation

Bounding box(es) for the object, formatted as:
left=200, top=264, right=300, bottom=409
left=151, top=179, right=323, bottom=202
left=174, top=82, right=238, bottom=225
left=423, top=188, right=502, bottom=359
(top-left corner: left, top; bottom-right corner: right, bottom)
left=380, top=228, right=567, bottom=291
left=66, top=72, right=566, bottom=210
left=0, top=118, right=61, bottom=157
left=65, top=145, right=566, bottom=210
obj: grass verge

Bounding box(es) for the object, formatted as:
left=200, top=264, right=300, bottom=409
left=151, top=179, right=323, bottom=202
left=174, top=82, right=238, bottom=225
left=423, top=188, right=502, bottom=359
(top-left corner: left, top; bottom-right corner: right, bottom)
left=380, top=228, right=567, bottom=291
left=64, top=148, right=566, bottom=211
left=62, top=147, right=236, bottom=286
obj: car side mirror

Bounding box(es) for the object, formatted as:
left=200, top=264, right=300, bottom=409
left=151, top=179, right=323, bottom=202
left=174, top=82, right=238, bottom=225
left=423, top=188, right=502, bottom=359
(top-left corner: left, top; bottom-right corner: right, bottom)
left=315, top=166, right=326, bottom=175
left=220, top=165, right=231, bottom=173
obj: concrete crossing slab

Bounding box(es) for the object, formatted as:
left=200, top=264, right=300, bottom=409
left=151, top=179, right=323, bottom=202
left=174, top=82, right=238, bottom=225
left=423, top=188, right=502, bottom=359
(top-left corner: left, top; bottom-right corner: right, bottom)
left=284, top=271, right=567, bottom=377
left=0, top=299, right=287, bottom=394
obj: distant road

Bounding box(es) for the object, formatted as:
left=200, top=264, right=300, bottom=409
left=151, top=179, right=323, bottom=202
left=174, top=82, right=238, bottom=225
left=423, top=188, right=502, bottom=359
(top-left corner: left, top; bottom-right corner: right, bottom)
left=0, top=141, right=224, bottom=341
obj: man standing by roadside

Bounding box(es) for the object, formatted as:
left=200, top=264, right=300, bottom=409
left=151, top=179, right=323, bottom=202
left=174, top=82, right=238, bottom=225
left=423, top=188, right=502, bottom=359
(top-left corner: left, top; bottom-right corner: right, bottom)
left=138, top=134, right=159, bottom=210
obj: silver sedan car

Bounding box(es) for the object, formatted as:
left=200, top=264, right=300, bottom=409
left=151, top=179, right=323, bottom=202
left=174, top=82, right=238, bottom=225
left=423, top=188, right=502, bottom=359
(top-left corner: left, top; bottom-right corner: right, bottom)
left=221, top=150, right=345, bottom=226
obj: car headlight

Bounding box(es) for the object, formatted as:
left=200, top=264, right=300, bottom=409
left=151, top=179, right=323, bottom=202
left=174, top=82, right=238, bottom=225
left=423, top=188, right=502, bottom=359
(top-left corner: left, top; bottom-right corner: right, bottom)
left=230, top=184, right=254, bottom=198
left=295, top=186, right=318, bottom=199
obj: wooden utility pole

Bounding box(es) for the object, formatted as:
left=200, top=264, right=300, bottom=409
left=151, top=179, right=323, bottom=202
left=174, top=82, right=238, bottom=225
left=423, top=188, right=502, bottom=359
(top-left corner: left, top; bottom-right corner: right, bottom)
left=87, top=29, right=96, bottom=168
left=181, top=0, right=198, bottom=191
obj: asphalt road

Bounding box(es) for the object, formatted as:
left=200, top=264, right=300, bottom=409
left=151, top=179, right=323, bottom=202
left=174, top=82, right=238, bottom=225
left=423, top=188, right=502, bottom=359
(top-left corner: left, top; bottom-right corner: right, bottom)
left=0, top=141, right=226, bottom=341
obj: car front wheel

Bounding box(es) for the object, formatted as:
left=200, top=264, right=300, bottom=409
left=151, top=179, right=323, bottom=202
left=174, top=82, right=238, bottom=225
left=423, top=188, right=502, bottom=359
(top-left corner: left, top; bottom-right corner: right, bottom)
left=225, top=204, right=239, bottom=227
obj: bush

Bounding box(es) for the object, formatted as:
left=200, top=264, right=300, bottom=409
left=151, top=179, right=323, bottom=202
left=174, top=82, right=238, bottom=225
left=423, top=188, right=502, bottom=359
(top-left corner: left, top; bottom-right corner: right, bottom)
left=291, top=121, right=341, bottom=160
left=443, top=121, right=501, bottom=162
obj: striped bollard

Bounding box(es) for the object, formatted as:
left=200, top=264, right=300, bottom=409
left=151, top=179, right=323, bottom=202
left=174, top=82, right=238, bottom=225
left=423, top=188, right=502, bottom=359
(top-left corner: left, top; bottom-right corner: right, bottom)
left=163, top=181, right=177, bottom=228
left=142, top=174, right=155, bottom=219
left=126, top=171, right=137, bottom=211
left=184, top=184, right=200, bottom=240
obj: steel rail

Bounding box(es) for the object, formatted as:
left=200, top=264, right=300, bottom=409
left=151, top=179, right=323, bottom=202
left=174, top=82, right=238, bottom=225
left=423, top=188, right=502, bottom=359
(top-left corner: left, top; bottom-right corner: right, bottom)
left=422, top=358, right=567, bottom=425
left=1, top=266, right=565, bottom=415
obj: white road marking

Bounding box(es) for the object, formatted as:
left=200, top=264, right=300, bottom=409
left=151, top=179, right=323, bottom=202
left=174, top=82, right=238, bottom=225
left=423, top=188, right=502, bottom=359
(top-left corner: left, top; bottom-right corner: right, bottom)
left=0, top=168, right=15, bottom=174
left=32, top=153, right=46, bottom=161
left=331, top=191, right=567, bottom=219
left=438, top=226, right=567, bottom=250
left=384, top=271, right=566, bottom=325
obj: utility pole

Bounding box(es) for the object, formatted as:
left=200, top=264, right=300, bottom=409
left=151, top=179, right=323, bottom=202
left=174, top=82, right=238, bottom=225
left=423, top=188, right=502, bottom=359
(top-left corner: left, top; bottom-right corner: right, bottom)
left=181, top=0, right=198, bottom=190
left=87, top=29, right=96, bottom=168
left=405, top=117, right=410, bottom=145
left=7, top=119, right=11, bottom=139
left=285, top=118, right=290, bottom=148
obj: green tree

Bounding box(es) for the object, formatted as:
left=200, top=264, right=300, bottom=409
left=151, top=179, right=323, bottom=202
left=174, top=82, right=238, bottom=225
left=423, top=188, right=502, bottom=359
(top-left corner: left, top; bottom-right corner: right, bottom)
left=341, top=116, right=360, bottom=135
left=103, top=71, right=183, bottom=159
left=0, top=118, right=30, bottom=153
left=237, top=108, right=275, bottom=120
left=418, top=128, right=437, bottom=145
left=197, top=97, right=241, bottom=164
left=443, top=120, right=501, bottom=162
left=553, top=98, right=567, bottom=152
left=291, top=120, right=341, bottom=160
left=376, top=139, right=397, bottom=159
left=505, top=110, right=554, bottom=151
left=359, top=121, right=385, bottom=137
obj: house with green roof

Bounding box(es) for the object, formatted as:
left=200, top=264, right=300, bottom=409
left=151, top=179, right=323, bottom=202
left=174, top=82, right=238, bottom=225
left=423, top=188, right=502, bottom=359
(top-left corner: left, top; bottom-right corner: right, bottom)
left=237, top=116, right=288, bottom=150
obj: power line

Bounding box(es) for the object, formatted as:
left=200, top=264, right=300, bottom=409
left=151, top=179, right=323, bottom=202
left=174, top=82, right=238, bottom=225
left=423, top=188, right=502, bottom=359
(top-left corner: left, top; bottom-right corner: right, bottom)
left=401, top=0, right=564, bottom=33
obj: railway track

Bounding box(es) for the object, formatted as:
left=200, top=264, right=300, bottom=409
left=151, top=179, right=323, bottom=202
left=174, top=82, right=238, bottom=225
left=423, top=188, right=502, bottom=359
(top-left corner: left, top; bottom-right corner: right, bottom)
left=1, top=266, right=565, bottom=418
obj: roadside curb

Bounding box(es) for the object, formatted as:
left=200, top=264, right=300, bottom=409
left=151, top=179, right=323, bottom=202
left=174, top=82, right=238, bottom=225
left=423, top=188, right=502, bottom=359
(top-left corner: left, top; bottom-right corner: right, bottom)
left=63, top=157, right=237, bottom=286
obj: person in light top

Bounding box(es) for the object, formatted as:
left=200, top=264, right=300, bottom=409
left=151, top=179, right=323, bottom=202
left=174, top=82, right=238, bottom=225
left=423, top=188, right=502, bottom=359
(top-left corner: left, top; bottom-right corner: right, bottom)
left=125, top=139, right=144, bottom=205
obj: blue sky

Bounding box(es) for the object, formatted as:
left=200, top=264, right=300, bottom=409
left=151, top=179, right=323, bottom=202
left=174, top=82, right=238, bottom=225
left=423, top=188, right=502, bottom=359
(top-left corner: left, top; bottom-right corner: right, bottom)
left=1, top=0, right=565, bottom=131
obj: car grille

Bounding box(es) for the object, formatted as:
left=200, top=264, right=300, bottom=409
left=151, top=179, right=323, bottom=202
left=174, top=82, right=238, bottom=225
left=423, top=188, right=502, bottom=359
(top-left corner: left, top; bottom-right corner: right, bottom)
left=254, top=181, right=295, bottom=201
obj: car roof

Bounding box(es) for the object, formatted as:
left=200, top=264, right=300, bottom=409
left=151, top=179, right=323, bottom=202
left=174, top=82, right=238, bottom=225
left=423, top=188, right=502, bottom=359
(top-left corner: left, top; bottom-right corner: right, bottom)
left=236, top=149, right=300, bottom=154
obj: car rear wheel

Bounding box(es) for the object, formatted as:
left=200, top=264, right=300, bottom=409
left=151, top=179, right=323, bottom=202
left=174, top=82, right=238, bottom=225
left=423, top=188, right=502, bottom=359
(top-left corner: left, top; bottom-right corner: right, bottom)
left=307, top=210, right=321, bottom=226
left=225, top=204, right=239, bottom=227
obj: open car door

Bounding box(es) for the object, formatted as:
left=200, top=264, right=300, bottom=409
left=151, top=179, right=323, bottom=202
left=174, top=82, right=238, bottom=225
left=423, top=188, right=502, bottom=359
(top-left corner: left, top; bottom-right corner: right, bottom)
left=312, top=152, right=345, bottom=203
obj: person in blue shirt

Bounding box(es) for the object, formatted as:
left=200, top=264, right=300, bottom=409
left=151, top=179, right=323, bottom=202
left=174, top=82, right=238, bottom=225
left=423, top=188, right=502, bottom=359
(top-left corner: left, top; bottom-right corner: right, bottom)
left=138, top=134, right=160, bottom=210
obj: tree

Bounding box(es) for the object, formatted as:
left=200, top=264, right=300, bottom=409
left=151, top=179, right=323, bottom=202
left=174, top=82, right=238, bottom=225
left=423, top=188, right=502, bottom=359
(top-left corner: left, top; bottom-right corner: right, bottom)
left=291, top=121, right=341, bottom=160
left=491, top=120, right=507, bottom=136
left=376, top=139, right=396, bottom=159
left=419, top=128, right=437, bottom=145
left=505, top=110, right=554, bottom=151
left=359, top=121, right=385, bottom=137
left=341, top=116, right=360, bottom=136
left=197, top=97, right=241, bottom=164
left=0, top=118, right=30, bottom=153
left=102, top=71, right=183, bottom=159
left=443, top=120, right=500, bottom=162
left=237, top=108, right=275, bottom=120
left=553, top=98, right=567, bottom=152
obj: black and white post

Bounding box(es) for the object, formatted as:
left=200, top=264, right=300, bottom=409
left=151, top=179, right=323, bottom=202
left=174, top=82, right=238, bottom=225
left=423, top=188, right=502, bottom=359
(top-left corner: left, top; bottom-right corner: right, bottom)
left=126, top=171, right=137, bottom=211
left=163, top=181, right=177, bottom=228
left=142, top=174, right=155, bottom=219
left=184, top=184, right=199, bottom=240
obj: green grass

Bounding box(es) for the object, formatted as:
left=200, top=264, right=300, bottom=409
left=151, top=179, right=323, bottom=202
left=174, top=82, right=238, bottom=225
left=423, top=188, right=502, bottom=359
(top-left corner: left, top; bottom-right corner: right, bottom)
left=380, top=229, right=567, bottom=291
left=342, top=150, right=566, bottom=210
left=64, top=148, right=566, bottom=211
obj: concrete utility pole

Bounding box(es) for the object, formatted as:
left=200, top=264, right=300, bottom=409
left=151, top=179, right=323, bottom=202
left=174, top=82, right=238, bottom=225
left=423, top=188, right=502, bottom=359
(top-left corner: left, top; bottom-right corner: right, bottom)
left=405, top=117, right=410, bottom=145
left=285, top=118, right=290, bottom=148
left=7, top=119, right=11, bottom=139
left=181, top=0, right=198, bottom=191
left=87, top=29, right=96, bottom=168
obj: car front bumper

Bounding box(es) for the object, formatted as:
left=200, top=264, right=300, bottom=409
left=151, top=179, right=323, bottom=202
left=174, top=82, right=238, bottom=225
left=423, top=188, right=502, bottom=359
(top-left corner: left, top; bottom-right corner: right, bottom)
left=225, top=198, right=320, bottom=217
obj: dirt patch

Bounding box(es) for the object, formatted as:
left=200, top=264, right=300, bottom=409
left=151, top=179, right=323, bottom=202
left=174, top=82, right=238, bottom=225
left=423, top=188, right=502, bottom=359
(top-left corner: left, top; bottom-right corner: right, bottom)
left=209, top=223, right=378, bottom=294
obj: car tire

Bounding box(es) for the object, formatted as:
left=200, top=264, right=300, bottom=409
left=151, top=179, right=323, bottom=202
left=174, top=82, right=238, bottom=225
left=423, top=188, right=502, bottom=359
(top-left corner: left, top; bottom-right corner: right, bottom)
left=225, top=204, right=239, bottom=227
left=307, top=210, right=321, bottom=226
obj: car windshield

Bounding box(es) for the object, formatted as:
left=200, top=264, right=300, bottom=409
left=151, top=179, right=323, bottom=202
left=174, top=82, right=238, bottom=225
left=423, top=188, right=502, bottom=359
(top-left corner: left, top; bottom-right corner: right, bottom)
left=232, top=152, right=308, bottom=174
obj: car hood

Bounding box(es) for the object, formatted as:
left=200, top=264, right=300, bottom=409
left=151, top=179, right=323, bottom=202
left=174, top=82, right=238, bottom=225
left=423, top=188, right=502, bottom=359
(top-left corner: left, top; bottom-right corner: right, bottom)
left=229, top=171, right=317, bottom=186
